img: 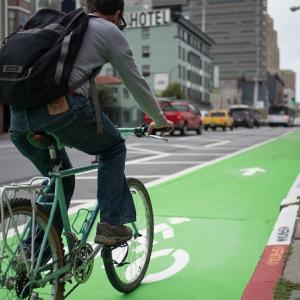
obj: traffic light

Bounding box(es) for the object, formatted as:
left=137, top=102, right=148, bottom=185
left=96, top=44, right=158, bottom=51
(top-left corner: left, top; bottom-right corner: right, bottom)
left=61, top=0, right=76, bottom=13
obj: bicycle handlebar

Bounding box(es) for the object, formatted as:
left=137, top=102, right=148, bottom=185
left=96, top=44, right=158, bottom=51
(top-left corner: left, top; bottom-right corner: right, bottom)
left=119, top=124, right=169, bottom=142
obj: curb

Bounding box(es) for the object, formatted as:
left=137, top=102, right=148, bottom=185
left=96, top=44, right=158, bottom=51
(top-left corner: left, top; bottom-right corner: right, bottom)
left=241, top=174, right=300, bottom=300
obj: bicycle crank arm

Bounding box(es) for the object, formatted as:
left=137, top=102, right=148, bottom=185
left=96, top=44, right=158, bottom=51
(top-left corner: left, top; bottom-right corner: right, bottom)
left=86, top=244, right=103, bottom=263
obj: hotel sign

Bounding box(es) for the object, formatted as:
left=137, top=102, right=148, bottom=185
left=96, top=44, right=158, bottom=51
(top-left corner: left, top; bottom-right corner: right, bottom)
left=124, top=9, right=171, bottom=28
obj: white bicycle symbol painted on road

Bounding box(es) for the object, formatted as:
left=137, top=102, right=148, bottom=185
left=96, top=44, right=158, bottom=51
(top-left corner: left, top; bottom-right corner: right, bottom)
left=143, top=217, right=191, bottom=283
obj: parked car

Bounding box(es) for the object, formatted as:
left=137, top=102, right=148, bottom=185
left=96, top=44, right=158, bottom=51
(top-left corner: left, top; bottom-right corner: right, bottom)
left=253, top=110, right=263, bottom=127
left=202, top=110, right=211, bottom=129
left=293, top=116, right=300, bottom=126
left=204, top=109, right=234, bottom=131
left=229, top=105, right=254, bottom=128
left=144, top=101, right=202, bottom=136
left=267, top=105, right=294, bottom=127
left=231, top=110, right=254, bottom=128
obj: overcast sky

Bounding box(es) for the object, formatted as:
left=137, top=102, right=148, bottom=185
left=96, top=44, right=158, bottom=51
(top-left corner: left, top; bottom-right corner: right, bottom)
left=268, top=0, right=300, bottom=100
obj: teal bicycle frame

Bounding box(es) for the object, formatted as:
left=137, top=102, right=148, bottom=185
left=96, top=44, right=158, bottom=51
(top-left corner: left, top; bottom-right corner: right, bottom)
left=0, top=127, right=144, bottom=291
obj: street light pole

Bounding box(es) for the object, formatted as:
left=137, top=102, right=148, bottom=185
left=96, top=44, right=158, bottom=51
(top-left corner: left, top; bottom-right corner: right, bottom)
left=253, top=0, right=260, bottom=109
left=4, top=0, right=8, bottom=37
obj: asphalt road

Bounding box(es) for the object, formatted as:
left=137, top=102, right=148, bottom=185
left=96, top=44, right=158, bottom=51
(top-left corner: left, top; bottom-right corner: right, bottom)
left=0, top=126, right=296, bottom=201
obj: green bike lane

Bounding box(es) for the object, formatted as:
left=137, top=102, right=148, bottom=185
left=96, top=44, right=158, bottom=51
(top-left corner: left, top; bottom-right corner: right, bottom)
left=58, top=131, right=300, bottom=299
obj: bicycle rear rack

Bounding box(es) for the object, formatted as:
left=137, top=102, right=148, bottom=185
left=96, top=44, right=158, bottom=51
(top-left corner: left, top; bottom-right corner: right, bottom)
left=0, top=177, right=50, bottom=279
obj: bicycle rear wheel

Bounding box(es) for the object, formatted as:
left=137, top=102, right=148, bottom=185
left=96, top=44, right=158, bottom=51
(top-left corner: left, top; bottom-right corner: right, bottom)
left=102, top=178, right=154, bottom=293
left=0, top=198, right=65, bottom=300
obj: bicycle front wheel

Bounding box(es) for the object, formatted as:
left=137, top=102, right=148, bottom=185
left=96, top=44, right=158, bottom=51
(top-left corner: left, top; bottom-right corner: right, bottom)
left=0, top=198, right=65, bottom=300
left=102, top=178, right=154, bottom=293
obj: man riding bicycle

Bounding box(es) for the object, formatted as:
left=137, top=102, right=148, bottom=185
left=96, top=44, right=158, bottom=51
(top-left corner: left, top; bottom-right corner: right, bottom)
left=9, top=0, right=174, bottom=247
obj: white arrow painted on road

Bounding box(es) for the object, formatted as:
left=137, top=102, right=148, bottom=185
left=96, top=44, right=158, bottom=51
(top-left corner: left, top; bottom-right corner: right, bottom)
left=241, top=167, right=266, bottom=176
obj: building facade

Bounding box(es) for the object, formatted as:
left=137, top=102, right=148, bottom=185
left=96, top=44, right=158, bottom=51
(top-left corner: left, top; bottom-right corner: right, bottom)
left=280, top=70, right=297, bottom=107
left=154, top=0, right=267, bottom=81
left=96, top=76, right=142, bottom=127
left=266, top=15, right=280, bottom=75
left=154, top=0, right=271, bottom=108
left=102, top=7, right=214, bottom=109
left=280, top=70, right=296, bottom=91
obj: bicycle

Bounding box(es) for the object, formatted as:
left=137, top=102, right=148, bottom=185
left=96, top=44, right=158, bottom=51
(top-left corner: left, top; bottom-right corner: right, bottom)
left=0, top=125, right=162, bottom=300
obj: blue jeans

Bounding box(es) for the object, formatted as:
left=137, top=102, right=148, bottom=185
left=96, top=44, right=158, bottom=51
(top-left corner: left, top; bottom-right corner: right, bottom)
left=9, top=94, right=136, bottom=236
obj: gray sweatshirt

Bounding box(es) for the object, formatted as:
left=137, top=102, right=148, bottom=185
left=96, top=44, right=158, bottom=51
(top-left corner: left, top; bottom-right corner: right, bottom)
left=69, top=17, right=166, bottom=126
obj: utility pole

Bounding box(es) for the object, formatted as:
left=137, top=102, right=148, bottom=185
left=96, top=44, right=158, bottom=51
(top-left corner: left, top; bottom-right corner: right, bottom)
left=253, top=0, right=260, bottom=109
left=4, top=0, right=8, bottom=37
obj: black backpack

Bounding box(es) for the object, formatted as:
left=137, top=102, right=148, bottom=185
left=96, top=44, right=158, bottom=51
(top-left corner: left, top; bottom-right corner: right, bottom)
left=0, top=8, right=103, bottom=132
left=0, top=8, right=90, bottom=107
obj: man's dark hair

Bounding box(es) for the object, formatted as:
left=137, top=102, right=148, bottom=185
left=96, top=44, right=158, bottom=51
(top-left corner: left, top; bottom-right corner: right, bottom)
left=87, top=0, right=124, bottom=14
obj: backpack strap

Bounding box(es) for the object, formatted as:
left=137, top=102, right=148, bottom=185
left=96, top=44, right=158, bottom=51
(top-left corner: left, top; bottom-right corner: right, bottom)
left=89, top=74, right=103, bottom=134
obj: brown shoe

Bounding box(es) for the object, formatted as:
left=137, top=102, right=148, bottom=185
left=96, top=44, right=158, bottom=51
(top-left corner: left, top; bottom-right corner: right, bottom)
left=94, top=222, right=133, bottom=246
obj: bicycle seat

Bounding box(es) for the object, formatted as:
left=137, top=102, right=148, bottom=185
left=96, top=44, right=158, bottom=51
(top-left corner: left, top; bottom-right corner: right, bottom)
left=27, top=132, right=64, bottom=150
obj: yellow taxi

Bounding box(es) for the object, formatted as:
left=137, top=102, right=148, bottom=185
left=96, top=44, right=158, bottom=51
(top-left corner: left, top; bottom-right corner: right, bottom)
left=204, top=109, right=234, bottom=131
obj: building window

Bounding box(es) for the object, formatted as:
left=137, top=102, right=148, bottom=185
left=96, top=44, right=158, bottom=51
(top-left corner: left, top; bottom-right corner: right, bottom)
left=182, top=48, right=186, bottom=61
left=142, top=27, right=150, bottom=39
left=123, top=111, right=130, bottom=122
left=142, top=46, right=150, bottom=58
left=123, top=88, right=129, bottom=99
left=38, top=0, right=50, bottom=8
left=142, top=65, right=150, bottom=77
left=8, top=10, right=17, bottom=34
left=182, top=67, right=186, bottom=80
left=178, top=65, right=181, bottom=79
left=8, top=9, right=29, bottom=34
left=178, top=45, right=181, bottom=59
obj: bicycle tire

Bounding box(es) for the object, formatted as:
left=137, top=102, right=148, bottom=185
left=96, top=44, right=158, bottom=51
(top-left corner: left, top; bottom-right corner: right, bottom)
left=102, top=178, right=154, bottom=293
left=0, top=198, right=65, bottom=300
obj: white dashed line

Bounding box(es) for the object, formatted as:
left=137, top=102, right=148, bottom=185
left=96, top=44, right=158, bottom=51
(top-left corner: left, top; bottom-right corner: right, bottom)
left=204, top=140, right=230, bottom=148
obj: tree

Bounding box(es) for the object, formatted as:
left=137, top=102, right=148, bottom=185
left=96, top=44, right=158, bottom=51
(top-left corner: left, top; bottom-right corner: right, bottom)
left=161, top=82, right=185, bottom=99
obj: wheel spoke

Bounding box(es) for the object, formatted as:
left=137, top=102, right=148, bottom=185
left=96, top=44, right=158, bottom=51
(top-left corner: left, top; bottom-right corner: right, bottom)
left=103, top=178, right=153, bottom=293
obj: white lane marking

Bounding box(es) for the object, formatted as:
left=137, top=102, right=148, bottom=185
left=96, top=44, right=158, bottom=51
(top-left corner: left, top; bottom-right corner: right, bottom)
left=170, top=144, right=201, bottom=150
left=75, top=153, right=170, bottom=176
left=127, top=145, right=166, bottom=155
left=76, top=175, right=166, bottom=180
left=241, top=167, right=266, bottom=176
left=134, top=143, right=200, bottom=150
left=161, top=152, right=228, bottom=156
left=204, top=140, right=230, bottom=148
left=127, top=151, right=148, bottom=154
left=127, top=161, right=205, bottom=165
left=145, top=131, right=294, bottom=189
left=126, top=153, right=170, bottom=165
left=0, top=144, right=14, bottom=149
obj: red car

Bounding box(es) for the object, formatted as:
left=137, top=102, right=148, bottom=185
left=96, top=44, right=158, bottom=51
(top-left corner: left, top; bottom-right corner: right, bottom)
left=144, top=101, right=202, bottom=135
